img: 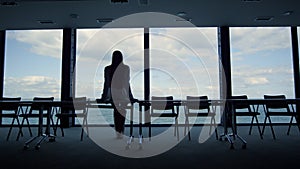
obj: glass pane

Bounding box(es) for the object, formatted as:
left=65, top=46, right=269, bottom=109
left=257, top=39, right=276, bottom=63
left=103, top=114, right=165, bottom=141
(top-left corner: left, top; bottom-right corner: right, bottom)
left=4, top=30, right=62, bottom=125
left=76, top=28, right=143, bottom=125
left=4, top=30, right=62, bottom=100
left=150, top=27, right=219, bottom=124
left=150, top=27, right=219, bottom=99
left=76, top=28, right=143, bottom=100
left=230, top=27, right=294, bottom=123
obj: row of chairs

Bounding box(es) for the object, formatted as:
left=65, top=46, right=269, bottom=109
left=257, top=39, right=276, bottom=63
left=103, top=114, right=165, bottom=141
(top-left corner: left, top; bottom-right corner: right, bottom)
left=231, top=95, right=300, bottom=140
left=0, top=97, right=88, bottom=141
left=150, top=95, right=300, bottom=141
left=1, top=95, right=299, bottom=141
left=149, top=96, right=218, bottom=141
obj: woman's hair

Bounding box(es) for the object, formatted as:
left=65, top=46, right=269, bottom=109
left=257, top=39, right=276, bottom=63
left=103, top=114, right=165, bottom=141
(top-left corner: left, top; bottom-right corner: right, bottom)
left=111, top=50, right=123, bottom=77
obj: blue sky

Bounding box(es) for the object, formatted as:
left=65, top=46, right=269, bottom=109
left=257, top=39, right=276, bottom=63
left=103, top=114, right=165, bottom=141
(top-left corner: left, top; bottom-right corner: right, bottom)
left=3, top=26, right=297, bottom=100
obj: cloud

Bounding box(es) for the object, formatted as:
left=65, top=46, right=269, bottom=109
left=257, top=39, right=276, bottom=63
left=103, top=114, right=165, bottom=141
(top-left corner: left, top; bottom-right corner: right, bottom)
left=7, top=30, right=63, bottom=59
left=6, top=27, right=294, bottom=99
left=75, top=28, right=220, bottom=99
left=244, top=77, right=269, bottom=85
left=4, top=76, right=60, bottom=99
left=231, top=27, right=291, bottom=56
left=232, top=66, right=292, bottom=77
left=77, top=28, right=143, bottom=63
left=150, top=28, right=217, bottom=61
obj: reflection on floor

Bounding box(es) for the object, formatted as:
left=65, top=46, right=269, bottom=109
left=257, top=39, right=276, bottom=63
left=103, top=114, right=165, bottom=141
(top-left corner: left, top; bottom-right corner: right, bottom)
left=0, top=125, right=300, bottom=169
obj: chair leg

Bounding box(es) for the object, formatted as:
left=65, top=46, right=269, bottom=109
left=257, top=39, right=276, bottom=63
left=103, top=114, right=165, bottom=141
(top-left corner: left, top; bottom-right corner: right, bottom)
left=17, top=117, right=26, bottom=141
left=267, top=116, right=276, bottom=140
left=58, top=117, right=65, bottom=137
left=213, top=117, right=218, bottom=140
left=50, top=116, right=56, bottom=134
left=148, top=121, right=151, bottom=141
left=287, top=116, right=293, bottom=135
left=249, top=116, right=255, bottom=135
left=255, top=116, right=263, bottom=139
left=185, top=116, right=191, bottom=140
left=80, top=116, right=87, bottom=141
left=17, top=116, right=32, bottom=141
left=6, top=117, right=16, bottom=141
left=54, top=117, right=58, bottom=136
left=262, top=116, right=268, bottom=135
left=80, top=119, right=84, bottom=141
left=24, top=117, right=33, bottom=137
left=54, top=116, right=64, bottom=137
left=184, top=116, right=188, bottom=136
left=188, top=118, right=191, bottom=141
left=81, top=115, right=89, bottom=140
left=80, top=127, right=84, bottom=141
left=16, top=117, right=24, bottom=139
left=174, top=120, right=176, bottom=137
left=209, top=117, right=213, bottom=135
left=85, top=116, right=89, bottom=137
left=175, top=117, right=179, bottom=141
left=7, top=116, right=24, bottom=141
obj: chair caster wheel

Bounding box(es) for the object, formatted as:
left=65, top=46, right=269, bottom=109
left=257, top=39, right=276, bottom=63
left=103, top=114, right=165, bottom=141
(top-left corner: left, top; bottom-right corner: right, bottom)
left=35, top=145, right=40, bottom=150
left=219, top=137, right=223, bottom=141
left=230, top=145, right=234, bottom=149
left=23, top=145, right=29, bottom=150
left=242, top=144, right=247, bottom=149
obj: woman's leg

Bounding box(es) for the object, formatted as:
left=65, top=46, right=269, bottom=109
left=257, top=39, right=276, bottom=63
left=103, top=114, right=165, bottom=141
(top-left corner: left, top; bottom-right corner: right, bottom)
left=113, top=106, right=126, bottom=135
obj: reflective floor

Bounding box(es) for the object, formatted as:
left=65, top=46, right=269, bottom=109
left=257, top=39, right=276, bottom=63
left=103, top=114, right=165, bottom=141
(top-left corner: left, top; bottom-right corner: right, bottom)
left=0, top=125, right=300, bottom=169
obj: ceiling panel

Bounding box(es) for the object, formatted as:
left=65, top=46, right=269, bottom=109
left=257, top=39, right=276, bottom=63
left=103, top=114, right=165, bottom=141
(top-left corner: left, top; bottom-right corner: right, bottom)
left=0, top=0, right=300, bottom=30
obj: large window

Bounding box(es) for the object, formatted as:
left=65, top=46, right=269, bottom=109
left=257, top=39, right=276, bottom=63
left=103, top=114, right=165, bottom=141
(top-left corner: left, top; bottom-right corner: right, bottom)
left=150, top=27, right=219, bottom=99
left=150, top=27, right=219, bottom=124
left=76, top=28, right=144, bottom=125
left=230, top=27, right=294, bottom=123
left=231, top=27, right=294, bottom=98
left=3, top=30, right=62, bottom=125
left=4, top=30, right=62, bottom=100
left=76, top=28, right=144, bottom=100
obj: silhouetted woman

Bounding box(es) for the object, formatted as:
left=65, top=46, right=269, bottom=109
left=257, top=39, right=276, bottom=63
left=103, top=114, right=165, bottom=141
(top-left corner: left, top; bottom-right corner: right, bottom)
left=100, top=50, right=136, bottom=139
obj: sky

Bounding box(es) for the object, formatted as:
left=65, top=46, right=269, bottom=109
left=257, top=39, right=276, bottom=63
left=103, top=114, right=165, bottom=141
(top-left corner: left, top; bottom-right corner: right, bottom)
left=3, top=26, right=298, bottom=100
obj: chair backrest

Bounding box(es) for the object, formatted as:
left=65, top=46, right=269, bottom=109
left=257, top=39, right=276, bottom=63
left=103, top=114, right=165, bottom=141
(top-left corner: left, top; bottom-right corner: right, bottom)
left=72, top=97, right=87, bottom=111
left=30, top=97, right=54, bottom=112
left=230, top=95, right=250, bottom=110
left=0, top=97, right=21, bottom=111
left=186, top=96, right=210, bottom=110
left=151, top=96, right=174, bottom=110
left=263, top=94, right=289, bottom=111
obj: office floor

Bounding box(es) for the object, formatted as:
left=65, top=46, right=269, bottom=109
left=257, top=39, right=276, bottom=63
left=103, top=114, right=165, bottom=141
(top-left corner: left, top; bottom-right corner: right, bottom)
left=0, top=125, right=300, bottom=169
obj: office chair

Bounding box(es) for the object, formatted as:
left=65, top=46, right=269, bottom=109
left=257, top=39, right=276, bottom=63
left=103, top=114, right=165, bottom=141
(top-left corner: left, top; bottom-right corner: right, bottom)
left=55, top=97, right=89, bottom=141
left=184, top=96, right=218, bottom=141
left=0, top=97, right=22, bottom=141
left=149, top=96, right=179, bottom=141
left=230, top=95, right=263, bottom=139
left=18, top=97, right=55, bottom=140
left=263, top=94, right=300, bottom=139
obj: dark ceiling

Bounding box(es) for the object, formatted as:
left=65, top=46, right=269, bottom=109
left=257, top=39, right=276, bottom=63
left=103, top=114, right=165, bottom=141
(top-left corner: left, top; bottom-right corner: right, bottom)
left=1, top=0, right=300, bottom=30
